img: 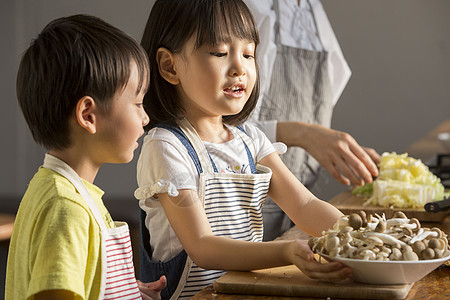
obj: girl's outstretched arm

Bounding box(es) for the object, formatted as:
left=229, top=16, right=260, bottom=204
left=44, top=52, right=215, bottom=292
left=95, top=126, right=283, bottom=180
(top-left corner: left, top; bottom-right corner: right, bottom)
left=158, top=189, right=351, bottom=281
left=259, top=152, right=344, bottom=237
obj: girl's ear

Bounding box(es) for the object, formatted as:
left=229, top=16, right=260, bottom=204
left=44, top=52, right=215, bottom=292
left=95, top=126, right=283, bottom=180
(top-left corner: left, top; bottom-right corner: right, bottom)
left=75, top=96, right=98, bottom=134
left=157, top=47, right=180, bottom=85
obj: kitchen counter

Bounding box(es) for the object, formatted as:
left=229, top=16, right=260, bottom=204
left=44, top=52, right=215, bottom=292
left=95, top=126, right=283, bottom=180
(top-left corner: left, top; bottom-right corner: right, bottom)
left=405, top=118, right=450, bottom=162
left=193, top=119, right=450, bottom=299
left=193, top=217, right=450, bottom=300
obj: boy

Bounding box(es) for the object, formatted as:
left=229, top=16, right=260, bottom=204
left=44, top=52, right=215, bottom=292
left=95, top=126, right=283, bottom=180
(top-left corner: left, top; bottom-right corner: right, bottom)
left=5, top=14, right=165, bottom=300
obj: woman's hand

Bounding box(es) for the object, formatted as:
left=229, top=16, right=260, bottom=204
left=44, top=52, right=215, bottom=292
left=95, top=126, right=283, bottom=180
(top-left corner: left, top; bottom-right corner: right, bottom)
left=286, top=239, right=352, bottom=282
left=277, top=122, right=380, bottom=186
left=138, top=275, right=167, bottom=300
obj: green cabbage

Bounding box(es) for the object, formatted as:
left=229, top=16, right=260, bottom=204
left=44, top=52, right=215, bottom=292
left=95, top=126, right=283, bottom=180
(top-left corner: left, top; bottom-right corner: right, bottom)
left=353, top=152, right=447, bottom=208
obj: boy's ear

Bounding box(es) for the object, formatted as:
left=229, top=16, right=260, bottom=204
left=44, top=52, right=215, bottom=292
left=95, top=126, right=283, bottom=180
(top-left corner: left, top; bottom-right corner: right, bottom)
left=75, top=96, right=98, bottom=134
left=157, top=47, right=180, bottom=85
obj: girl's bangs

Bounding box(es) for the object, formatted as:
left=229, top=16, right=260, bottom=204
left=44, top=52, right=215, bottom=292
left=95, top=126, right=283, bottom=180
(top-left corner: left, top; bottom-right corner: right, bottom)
left=195, top=0, right=259, bottom=48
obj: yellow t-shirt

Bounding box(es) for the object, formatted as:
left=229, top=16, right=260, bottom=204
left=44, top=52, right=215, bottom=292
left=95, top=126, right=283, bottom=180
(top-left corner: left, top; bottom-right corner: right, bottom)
left=5, top=167, right=115, bottom=300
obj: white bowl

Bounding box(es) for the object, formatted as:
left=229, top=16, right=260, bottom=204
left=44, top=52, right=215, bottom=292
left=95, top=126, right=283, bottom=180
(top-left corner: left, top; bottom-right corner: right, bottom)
left=320, top=252, right=450, bottom=285
left=437, top=132, right=450, bottom=151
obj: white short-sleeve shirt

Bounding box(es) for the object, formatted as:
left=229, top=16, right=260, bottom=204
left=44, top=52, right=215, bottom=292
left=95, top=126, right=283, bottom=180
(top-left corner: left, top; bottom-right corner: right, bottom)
left=135, top=122, right=278, bottom=261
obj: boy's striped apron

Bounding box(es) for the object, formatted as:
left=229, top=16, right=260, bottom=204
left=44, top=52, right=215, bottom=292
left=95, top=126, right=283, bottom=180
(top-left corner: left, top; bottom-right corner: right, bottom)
left=139, top=119, right=272, bottom=299
left=43, top=154, right=142, bottom=300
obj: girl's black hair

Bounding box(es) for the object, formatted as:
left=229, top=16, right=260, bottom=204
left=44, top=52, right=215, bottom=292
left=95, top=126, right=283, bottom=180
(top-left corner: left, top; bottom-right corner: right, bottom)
left=141, top=0, right=260, bottom=130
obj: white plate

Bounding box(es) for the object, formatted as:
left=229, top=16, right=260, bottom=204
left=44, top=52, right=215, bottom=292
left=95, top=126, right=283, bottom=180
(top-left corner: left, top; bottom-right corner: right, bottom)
left=319, top=252, right=450, bottom=285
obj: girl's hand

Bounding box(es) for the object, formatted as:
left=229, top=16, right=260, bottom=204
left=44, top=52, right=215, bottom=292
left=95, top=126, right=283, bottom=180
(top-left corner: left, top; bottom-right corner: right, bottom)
left=287, top=240, right=352, bottom=282
left=138, top=276, right=167, bottom=300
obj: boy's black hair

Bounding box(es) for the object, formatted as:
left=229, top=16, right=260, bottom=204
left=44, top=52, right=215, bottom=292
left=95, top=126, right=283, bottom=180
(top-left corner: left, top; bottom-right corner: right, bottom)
left=17, top=14, right=150, bottom=150
left=141, top=0, right=260, bottom=130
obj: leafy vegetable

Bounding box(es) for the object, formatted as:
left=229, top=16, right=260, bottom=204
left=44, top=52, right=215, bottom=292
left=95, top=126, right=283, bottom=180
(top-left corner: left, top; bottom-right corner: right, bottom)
left=353, top=152, right=447, bottom=208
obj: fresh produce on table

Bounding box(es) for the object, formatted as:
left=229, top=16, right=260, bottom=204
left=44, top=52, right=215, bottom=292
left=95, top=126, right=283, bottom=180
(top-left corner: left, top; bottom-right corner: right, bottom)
left=309, top=211, right=449, bottom=261
left=352, top=152, right=448, bottom=208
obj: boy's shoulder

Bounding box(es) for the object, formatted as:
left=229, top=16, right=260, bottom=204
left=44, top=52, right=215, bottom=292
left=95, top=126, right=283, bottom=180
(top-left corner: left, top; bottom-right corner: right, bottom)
left=23, top=167, right=103, bottom=218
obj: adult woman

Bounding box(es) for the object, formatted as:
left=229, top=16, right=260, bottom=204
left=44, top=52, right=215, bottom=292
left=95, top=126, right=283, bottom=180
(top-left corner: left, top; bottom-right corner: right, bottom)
left=245, top=0, right=380, bottom=240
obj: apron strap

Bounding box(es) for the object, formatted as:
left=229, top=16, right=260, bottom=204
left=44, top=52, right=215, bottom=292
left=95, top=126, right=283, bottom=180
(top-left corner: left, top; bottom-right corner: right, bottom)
left=273, top=0, right=282, bottom=47
left=177, top=118, right=217, bottom=175
left=236, top=126, right=257, bottom=174
left=157, top=119, right=258, bottom=175
left=43, top=154, right=107, bottom=231
left=178, top=119, right=258, bottom=174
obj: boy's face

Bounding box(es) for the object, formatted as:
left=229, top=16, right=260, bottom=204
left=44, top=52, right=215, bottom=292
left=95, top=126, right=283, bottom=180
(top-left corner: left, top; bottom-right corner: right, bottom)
left=173, top=35, right=257, bottom=120
left=95, top=62, right=149, bottom=164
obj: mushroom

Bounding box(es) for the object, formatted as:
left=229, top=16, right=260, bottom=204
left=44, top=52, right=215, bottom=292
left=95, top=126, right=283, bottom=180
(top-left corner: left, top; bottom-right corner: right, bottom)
left=387, top=218, right=410, bottom=227
left=357, top=210, right=368, bottom=227
left=381, top=245, right=392, bottom=253
left=409, top=228, right=439, bottom=244
left=428, top=238, right=447, bottom=258
left=402, top=245, right=419, bottom=261
left=389, top=248, right=403, bottom=261
left=366, top=236, right=384, bottom=247
left=365, top=232, right=407, bottom=247
left=309, top=210, right=449, bottom=261
left=357, top=210, right=367, bottom=220
left=325, top=236, right=340, bottom=253
left=412, top=241, right=426, bottom=255
left=428, top=238, right=443, bottom=249
left=434, top=249, right=444, bottom=259
left=309, top=236, right=325, bottom=253
left=340, top=229, right=353, bottom=245
left=375, top=220, right=387, bottom=233
left=393, top=211, right=407, bottom=219
left=376, top=251, right=390, bottom=261
left=348, top=213, right=363, bottom=230
left=407, top=218, right=421, bottom=233
left=334, top=215, right=350, bottom=230
left=402, top=227, right=413, bottom=237
left=342, top=243, right=358, bottom=258
left=359, top=249, right=376, bottom=260
left=420, top=248, right=435, bottom=260
left=329, top=246, right=342, bottom=258
left=430, top=227, right=444, bottom=239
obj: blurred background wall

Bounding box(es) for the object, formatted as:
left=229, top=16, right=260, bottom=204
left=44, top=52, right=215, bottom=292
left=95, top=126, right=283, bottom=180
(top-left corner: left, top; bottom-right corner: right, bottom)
left=1, top=0, right=449, bottom=293
left=3, top=0, right=449, bottom=214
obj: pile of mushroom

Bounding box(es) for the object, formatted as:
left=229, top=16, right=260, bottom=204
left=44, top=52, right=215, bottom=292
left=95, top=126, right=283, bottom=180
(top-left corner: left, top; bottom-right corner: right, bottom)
left=309, top=211, right=449, bottom=261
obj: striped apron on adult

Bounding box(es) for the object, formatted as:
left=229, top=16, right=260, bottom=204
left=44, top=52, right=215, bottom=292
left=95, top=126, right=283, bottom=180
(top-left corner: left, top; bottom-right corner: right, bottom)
left=258, top=0, right=334, bottom=240
left=138, top=118, right=272, bottom=299
left=43, top=154, right=142, bottom=300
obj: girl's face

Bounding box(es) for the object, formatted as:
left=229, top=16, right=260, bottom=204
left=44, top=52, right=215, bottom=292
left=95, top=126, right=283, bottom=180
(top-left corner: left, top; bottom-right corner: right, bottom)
left=173, top=35, right=257, bottom=120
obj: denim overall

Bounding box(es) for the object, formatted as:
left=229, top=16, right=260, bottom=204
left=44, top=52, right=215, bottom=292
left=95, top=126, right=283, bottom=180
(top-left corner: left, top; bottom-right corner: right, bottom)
left=43, top=154, right=142, bottom=300
left=139, top=118, right=272, bottom=299
left=259, top=0, right=334, bottom=240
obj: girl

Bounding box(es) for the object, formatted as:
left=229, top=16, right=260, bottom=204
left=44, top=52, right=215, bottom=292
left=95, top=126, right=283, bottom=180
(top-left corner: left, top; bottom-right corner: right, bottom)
left=135, top=0, right=351, bottom=299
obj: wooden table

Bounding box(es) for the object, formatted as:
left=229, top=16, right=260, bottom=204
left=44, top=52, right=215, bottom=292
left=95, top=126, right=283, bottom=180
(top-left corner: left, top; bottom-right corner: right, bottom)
left=0, top=213, right=14, bottom=242
left=193, top=218, right=450, bottom=300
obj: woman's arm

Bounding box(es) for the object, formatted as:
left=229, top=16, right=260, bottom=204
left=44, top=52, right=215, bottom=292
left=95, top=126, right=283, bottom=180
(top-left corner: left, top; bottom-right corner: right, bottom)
left=277, top=121, right=380, bottom=186
left=158, top=189, right=351, bottom=281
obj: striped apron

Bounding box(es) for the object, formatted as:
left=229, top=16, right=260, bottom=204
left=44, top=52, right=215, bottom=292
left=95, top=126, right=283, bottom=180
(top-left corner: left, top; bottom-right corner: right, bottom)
left=258, top=0, right=334, bottom=240
left=139, top=119, right=272, bottom=299
left=43, top=154, right=141, bottom=300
